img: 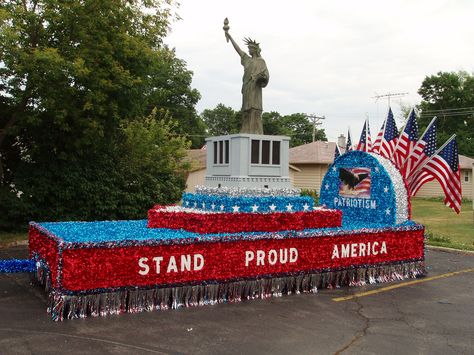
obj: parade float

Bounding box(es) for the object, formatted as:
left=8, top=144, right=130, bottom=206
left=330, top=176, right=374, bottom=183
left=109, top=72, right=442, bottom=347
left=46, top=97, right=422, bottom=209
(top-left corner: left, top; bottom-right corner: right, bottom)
left=2, top=20, right=462, bottom=321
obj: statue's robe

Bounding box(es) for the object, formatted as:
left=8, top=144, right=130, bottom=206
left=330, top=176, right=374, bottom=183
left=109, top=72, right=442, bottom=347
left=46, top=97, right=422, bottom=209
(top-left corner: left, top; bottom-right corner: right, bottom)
left=240, top=53, right=269, bottom=134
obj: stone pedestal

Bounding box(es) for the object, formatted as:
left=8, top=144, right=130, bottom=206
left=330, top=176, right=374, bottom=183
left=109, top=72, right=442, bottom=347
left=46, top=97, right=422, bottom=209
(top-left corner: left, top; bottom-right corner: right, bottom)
left=205, top=134, right=291, bottom=189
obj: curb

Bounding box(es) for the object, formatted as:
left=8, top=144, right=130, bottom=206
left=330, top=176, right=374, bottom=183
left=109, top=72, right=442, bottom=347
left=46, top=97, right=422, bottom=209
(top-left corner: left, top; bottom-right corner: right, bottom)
left=427, top=245, right=474, bottom=255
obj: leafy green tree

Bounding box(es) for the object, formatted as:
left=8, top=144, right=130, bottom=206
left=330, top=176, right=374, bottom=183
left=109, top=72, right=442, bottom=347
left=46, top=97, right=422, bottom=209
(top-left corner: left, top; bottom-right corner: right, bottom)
left=418, top=71, right=474, bottom=157
left=0, top=0, right=198, bottom=229
left=200, top=103, right=240, bottom=136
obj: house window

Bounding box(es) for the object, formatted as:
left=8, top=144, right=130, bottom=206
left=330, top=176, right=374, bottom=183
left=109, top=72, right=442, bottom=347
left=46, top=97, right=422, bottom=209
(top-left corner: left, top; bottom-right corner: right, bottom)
left=262, top=140, right=270, bottom=164
left=465, top=171, right=470, bottom=182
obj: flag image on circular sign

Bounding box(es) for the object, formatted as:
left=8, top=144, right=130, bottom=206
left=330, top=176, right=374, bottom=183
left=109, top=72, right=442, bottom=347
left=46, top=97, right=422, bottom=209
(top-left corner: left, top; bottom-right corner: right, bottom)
left=320, top=151, right=409, bottom=227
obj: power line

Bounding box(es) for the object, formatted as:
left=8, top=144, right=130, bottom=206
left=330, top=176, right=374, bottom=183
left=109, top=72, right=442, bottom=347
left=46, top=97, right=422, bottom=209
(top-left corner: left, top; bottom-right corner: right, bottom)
left=305, top=114, right=326, bottom=142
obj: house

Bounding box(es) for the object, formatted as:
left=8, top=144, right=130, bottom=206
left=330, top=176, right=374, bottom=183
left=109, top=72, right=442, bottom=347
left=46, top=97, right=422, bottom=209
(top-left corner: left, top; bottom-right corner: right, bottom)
left=184, top=142, right=474, bottom=200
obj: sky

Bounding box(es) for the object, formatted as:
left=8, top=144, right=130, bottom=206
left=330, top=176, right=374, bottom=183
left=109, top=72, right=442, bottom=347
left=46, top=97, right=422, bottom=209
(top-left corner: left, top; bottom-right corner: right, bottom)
left=165, top=0, right=474, bottom=142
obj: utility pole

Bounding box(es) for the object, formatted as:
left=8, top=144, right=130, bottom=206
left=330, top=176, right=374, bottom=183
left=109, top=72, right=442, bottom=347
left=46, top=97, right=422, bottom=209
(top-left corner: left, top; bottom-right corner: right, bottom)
left=306, top=114, right=325, bottom=142
left=372, top=92, right=409, bottom=108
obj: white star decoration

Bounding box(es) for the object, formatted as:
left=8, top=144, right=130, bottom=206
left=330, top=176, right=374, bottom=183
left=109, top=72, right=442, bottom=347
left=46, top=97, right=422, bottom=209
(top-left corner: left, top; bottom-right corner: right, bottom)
left=286, top=203, right=293, bottom=211
left=211, top=203, right=216, bottom=210
left=185, top=201, right=189, bottom=206
left=232, top=205, right=240, bottom=213
left=332, top=167, right=337, bottom=172
left=193, top=202, right=197, bottom=208
left=303, top=203, right=310, bottom=211
left=201, top=202, right=206, bottom=209
left=385, top=208, right=391, bottom=215
left=220, top=204, right=225, bottom=211
left=375, top=167, right=380, bottom=173
left=251, top=204, right=259, bottom=212
left=383, top=186, right=389, bottom=193
left=325, top=183, right=329, bottom=190
left=269, top=204, right=277, bottom=211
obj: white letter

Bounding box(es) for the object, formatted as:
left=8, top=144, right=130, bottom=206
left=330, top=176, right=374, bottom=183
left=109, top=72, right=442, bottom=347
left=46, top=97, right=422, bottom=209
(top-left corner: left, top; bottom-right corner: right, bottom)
left=194, top=254, right=204, bottom=271
left=341, top=244, right=350, bottom=258
left=268, top=250, right=278, bottom=265
left=167, top=256, right=178, bottom=273
left=372, top=242, right=379, bottom=255
left=256, top=250, right=265, bottom=266
left=138, top=257, right=149, bottom=275
left=351, top=243, right=357, bottom=257
left=152, top=256, right=163, bottom=274
left=367, top=242, right=371, bottom=256
left=334, top=197, right=339, bottom=206
left=371, top=200, right=377, bottom=209
left=331, top=245, right=339, bottom=259
left=279, top=248, right=288, bottom=263
left=290, top=248, right=298, bottom=263
left=381, top=241, right=387, bottom=254
left=245, top=251, right=254, bottom=267
left=181, top=254, right=191, bottom=272
left=359, top=243, right=366, bottom=257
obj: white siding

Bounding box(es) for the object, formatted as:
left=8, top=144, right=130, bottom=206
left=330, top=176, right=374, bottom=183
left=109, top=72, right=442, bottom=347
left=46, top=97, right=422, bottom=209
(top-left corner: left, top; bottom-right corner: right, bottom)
left=291, top=164, right=330, bottom=193
left=413, top=168, right=472, bottom=200
left=185, top=169, right=206, bottom=192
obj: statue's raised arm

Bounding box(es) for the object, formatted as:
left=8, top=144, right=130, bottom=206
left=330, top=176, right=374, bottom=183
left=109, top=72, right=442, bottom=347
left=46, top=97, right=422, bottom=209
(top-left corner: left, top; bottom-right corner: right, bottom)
left=223, top=18, right=269, bottom=134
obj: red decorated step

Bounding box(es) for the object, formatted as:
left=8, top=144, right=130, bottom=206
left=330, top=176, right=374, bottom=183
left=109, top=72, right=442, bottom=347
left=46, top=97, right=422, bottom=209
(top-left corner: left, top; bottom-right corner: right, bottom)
left=147, top=205, right=342, bottom=233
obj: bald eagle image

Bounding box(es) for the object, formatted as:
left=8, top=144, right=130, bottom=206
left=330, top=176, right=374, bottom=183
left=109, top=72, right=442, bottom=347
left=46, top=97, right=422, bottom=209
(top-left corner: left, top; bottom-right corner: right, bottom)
left=339, top=168, right=370, bottom=196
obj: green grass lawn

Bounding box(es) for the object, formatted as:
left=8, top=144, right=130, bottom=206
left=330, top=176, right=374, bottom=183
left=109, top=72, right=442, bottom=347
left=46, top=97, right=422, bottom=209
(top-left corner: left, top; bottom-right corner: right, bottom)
left=411, top=198, right=474, bottom=250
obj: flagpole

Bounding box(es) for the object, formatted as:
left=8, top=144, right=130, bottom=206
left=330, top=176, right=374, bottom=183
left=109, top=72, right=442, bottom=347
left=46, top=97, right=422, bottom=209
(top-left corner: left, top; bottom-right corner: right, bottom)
left=390, top=108, right=413, bottom=161
left=407, top=134, right=457, bottom=183
left=365, top=118, right=370, bottom=152
left=400, top=116, right=437, bottom=172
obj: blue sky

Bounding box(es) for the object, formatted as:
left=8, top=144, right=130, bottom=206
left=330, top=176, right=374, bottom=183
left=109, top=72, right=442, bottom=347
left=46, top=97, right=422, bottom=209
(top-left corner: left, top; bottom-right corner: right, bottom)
left=165, top=0, right=474, bottom=142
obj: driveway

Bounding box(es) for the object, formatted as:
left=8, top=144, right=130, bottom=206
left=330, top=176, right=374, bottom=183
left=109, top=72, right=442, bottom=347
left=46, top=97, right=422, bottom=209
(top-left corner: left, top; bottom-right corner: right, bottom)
left=1, top=246, right=473, bottom=354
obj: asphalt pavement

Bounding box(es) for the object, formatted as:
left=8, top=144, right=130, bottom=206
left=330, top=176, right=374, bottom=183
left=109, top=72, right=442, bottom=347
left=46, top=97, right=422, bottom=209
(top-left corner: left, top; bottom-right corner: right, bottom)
left=1, top=245, right=473, bottom=355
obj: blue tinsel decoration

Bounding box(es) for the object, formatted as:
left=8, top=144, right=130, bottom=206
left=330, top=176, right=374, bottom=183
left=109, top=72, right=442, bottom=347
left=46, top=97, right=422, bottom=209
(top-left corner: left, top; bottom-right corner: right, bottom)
left=0, top=259, right=36, bottom=273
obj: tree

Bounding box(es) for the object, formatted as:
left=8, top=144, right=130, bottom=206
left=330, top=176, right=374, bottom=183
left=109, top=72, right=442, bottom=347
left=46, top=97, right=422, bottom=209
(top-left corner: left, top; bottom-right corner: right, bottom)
left=0, top=1, right=199, bottom=229
left=200, top=104, right=240, bottom=136
left=200, top=106, right=327, bottom=147
left=417, top=71, right=474, bottom=157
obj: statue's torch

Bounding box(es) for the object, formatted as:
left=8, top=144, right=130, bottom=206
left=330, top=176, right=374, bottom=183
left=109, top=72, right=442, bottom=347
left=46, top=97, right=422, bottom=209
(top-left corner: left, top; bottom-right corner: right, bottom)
left=223, top=18, right=230, bottom=42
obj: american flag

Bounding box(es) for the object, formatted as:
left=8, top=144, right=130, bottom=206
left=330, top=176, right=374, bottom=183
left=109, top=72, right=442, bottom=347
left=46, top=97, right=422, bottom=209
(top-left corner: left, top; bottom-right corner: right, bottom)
left=346, top=129, right=353, bottom=152
left=403, top=118, right=437, bottom=179
left=372, top=120, right=385, bottom=154
left=392, top=109, right=419, bottom=169
left=410, top=136, right=461, bottom=213
left=379, top=108, right=399, bottom=160
left=352, top=168, right=371, bottom=197
left=409, top=170, right=434, bottom=197
left=356, top=119, right=372, bottom=152
left=334, top=143, right=341, bottom=159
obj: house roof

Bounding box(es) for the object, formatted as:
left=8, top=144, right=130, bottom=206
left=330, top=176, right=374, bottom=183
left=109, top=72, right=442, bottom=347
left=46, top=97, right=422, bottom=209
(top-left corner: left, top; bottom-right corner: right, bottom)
left=459, top=154, right=474, bottom=170
left=184, top=149, right=207, bottom=172
left=289, top=141, right=342, bottom=165
left=186, top=144, right=473, bottom=170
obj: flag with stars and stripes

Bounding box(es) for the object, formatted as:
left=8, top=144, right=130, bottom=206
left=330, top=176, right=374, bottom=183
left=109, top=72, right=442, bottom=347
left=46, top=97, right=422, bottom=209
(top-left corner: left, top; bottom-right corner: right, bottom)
left=356, top=119, right=372, bottom=152
left=346, top=129, right=353, bottom=152
left=392, top=109, right=419, bottom=169
left=334, top=143, right=342, bottom=160
left=403, top=117, right=437, bottom=179
left=410, top=136, right=461, bottom=213
left=372, top=120, right=385, bottom=154
left=379, top=107, right=399, bottom=160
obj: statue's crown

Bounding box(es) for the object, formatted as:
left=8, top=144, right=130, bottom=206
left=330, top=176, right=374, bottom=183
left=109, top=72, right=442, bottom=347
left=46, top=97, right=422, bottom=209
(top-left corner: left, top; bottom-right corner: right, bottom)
left=244, top=37, right=260, bottom=48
